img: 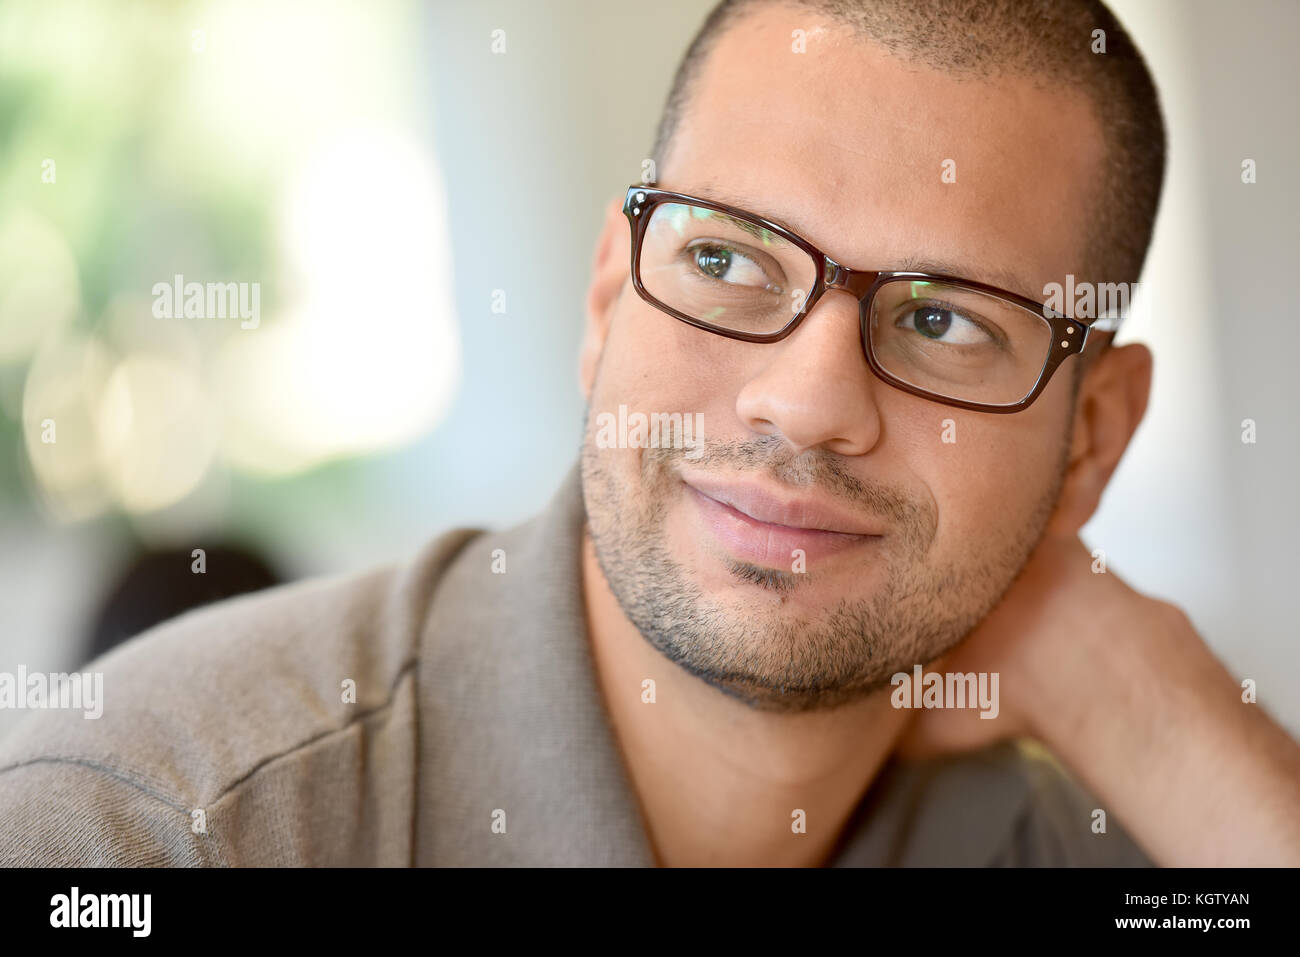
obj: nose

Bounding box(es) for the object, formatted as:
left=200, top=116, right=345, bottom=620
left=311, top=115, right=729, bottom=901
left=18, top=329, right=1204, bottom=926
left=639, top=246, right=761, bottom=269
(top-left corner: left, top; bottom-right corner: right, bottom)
left=734, top=288, right=883, bottom=457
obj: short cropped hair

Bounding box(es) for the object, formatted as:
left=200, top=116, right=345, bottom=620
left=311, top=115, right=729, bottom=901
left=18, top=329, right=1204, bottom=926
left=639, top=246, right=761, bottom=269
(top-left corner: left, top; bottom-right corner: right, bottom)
left=651, top=0, right=1167, bottom=288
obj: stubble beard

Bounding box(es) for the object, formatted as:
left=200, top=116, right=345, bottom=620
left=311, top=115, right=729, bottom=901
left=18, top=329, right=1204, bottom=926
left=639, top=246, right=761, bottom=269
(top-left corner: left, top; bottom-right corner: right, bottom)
left=579, top=410, right=1066, bottom=714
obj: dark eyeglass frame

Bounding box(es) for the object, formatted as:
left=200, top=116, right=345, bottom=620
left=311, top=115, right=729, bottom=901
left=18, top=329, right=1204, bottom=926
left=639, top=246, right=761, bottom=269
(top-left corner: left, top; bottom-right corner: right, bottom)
left=623, top=184, right=1113, bottom=414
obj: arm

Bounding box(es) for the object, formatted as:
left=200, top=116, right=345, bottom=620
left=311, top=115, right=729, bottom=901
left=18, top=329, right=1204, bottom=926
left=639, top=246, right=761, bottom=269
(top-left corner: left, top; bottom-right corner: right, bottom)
left=898, top=341, right=1300, bottom=865
left=1019, top=541, right=1300, bottom=866
left=900, top=531, right=1300, bottom=865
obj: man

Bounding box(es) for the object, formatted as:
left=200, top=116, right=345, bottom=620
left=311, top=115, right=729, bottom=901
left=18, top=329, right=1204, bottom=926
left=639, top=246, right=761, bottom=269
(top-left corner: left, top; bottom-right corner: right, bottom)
left=2, top=0, right=1298, bottom=867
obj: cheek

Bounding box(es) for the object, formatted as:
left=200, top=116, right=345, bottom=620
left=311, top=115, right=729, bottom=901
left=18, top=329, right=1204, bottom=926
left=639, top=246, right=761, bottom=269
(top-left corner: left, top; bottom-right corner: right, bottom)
left=585, top=301, right=745, bottom=493
left=591, top=300, right=744, bottom=426
left=904, top=398, right=1070, bottom=557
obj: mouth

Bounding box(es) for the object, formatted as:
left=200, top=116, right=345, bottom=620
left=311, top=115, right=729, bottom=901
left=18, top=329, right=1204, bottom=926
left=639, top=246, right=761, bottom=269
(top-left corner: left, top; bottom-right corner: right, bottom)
left=680, top=473, right=883, bottom=570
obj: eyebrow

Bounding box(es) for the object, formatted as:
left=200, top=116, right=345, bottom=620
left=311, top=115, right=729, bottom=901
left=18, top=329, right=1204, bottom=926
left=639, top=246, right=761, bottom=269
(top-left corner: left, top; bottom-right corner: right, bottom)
left=683, top=180, right=1041, bottom=303
left=893, top=257, right=1040, bottom=302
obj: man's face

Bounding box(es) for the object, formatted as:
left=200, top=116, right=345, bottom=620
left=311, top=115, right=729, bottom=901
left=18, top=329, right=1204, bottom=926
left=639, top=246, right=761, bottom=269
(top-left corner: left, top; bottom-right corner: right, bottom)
left=581, top=8, right=1106, bottom=712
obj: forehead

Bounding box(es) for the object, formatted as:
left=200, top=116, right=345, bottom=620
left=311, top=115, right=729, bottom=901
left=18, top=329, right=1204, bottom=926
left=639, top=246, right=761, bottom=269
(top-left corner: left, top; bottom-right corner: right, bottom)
left=660, top=7, right=1106, bottom=302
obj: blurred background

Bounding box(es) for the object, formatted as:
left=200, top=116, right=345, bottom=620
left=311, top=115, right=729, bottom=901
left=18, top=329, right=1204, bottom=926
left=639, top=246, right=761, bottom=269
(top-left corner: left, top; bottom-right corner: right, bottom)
left=0, top=0, right=1296, bottom=739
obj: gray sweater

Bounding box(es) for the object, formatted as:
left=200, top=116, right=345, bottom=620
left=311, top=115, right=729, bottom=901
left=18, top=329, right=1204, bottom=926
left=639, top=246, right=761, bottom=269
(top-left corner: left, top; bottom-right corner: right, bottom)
left=0, top=466, right=1151, bottom=866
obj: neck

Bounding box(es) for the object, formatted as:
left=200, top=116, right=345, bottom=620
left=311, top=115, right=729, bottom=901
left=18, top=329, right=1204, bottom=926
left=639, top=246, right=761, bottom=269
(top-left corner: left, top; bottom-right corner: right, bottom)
left=580, top=529, right=914, bottom=867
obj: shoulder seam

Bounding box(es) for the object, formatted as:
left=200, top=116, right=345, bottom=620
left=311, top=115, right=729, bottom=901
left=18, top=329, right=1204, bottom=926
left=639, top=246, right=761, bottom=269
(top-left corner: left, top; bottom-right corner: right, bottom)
left=0, top=755, right=191, bottom=814
left=208, top=657, right=418, bottom=805
left=210, top=526, right=480, bottom=805
left=0, top=657, right=419, bottom=813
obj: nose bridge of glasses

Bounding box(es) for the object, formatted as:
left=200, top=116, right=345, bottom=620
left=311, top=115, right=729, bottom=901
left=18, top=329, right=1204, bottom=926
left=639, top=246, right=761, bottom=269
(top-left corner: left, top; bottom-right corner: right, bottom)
left=820, top=258, right=878, bottom=301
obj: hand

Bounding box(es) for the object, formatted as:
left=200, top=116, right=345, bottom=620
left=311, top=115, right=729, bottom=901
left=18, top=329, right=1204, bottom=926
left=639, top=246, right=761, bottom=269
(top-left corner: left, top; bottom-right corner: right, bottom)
left=895, top=527, right=1300, bottom=865
left=895, top=529, right=1148, bottom=759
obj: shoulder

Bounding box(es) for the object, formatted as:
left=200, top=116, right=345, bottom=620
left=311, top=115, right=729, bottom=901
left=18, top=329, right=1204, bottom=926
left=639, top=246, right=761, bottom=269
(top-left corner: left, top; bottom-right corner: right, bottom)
left=988, top=739, right=1152, bottom=867
left=842, top=739, right=1152, bottom=866
left=0, top=525, right=481, bottom=865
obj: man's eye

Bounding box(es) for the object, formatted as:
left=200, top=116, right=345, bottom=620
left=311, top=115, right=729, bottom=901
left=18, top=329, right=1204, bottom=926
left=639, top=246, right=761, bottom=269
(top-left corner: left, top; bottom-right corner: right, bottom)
left=689, top=242, right=772, bottom=289
left=898, top=305, right=992, bottom=345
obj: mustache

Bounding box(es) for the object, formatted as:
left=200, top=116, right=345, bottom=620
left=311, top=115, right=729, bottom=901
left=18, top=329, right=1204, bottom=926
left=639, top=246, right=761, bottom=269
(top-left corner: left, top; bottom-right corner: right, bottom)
left=643, top=436, right=934, bottom=540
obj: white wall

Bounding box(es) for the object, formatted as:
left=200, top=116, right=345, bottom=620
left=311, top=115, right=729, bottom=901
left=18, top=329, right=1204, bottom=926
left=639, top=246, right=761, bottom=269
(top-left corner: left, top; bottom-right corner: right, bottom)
left=1085, top=0, right=1299, bottom=733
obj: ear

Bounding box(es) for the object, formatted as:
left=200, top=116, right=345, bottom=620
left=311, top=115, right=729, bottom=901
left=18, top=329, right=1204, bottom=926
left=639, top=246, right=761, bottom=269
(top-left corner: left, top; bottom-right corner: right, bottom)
left=1047, top=342, right=1153, bottom=536
left=579, top=195, right=632, bottom=400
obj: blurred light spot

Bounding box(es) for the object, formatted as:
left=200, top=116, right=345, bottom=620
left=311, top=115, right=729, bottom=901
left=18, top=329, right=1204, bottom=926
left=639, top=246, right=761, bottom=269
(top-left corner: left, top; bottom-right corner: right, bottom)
left=0, top=210, right=80, bottom=365
left=217, top=127, right=460, bottom=475
left=96, top=354, right=218, bottom=513
left=21, top=332, right=112, bottom=523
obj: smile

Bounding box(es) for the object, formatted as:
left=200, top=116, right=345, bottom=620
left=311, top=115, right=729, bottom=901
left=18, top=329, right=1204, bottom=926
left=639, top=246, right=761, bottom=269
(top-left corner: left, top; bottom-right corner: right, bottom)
left=680, top=474, right=882, bottom=569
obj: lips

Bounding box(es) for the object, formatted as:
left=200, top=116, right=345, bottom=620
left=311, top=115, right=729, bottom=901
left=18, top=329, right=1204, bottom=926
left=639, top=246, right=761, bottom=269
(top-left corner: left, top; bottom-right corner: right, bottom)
left=680, top=472, right=882, bottom=569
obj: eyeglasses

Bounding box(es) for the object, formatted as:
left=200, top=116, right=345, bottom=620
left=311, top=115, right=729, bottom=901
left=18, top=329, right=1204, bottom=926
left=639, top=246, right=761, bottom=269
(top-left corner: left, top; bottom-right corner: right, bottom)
left=623, top=184, right=1114, bottom=413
